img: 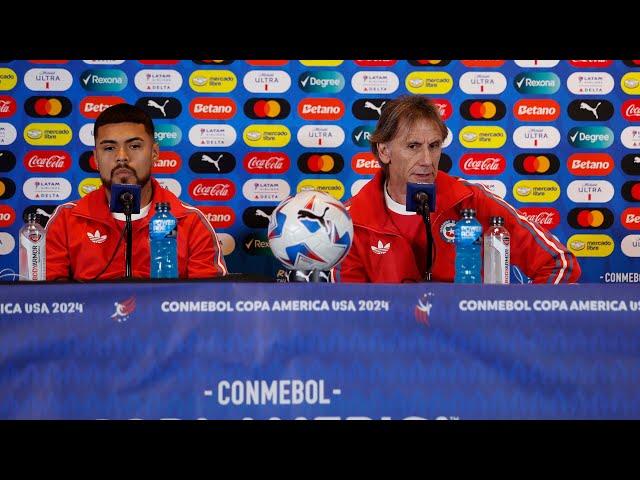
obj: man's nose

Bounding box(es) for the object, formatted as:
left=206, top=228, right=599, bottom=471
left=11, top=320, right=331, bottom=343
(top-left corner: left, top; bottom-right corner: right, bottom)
left=418, top=149, right=434, bottom=167
left=115, top=146, right=129, bottom=163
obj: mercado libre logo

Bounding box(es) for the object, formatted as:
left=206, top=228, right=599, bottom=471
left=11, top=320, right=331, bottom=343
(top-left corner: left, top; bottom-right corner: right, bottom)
left=415, top=293, right=434, bottom=326
left=110, top=296, right=136, bottom=323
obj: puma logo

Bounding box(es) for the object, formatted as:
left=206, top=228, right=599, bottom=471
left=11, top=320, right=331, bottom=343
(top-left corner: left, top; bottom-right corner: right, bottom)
left=201, top=153, right=223, bottom=171
left=147, top=99, right=170, bottom=117
left=297, top=206, right=330, bottom=231
left=579, top=101, right=602, bottom=119
left=364, top=100, right=386, bottom=117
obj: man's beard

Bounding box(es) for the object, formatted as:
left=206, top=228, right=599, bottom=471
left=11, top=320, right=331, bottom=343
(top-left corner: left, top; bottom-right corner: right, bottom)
left=101, top=166, right=149, bottom=189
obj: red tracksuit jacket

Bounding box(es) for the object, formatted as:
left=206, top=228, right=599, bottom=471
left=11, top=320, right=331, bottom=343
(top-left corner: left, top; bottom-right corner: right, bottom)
left=46, top=178, right=227, bottom=281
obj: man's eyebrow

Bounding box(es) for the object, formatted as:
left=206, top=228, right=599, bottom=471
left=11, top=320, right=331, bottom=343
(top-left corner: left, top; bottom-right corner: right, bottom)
left=99, top=136, right=145, bottom=145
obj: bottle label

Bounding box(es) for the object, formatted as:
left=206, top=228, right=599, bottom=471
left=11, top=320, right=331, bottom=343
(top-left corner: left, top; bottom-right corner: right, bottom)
left=487, top=236, right=510, bottom=284
left=20, top=235, right=46, bottom=281
left=150, top=218, right=177, bottom=239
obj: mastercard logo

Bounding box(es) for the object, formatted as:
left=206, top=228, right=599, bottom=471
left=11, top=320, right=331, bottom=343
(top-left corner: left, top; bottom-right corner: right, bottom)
left=297, top=152, right=344, bottom=174
left=567, top=208, right=613, bottom=229
left=244, top=98, right=291, bottom=120
left=0, top=177, right=16, bottom=199
left=514, top=154, right=559, bottom=175
left=622, top=181, right=640, bottom=202
left=460, top=99, right=506, bottom=120
left=25, top=96, right=72, bottom=118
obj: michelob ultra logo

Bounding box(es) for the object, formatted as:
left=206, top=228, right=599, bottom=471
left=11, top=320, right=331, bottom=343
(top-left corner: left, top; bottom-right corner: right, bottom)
left=458, top=125, right=506, bottom=148
left=459, top=99, right=506, bottom=120
left=513, top=153, right=559, bottom=175
left=299, top=60, right=344, bottom=66
left=566, top=180, right=615, bottom=203
left=78, top=177, right=102, bottom=197
left=512, top=180, right=560, bottom=203
left=299, top=71, right=345, bottom=93
left=154, top=124, right=182, bottom=147
left=243, top=70, right=291, bottom=93
left=352, top=152, right=380, bottom=174
left=567, top=208, right=614, bottom=229
left=296, top=179, right=345, bottom=200
left=405, top=71, right=453, bottom=94
left=513, top=60, right=560, bottom=68
left=458, top=72, right=507, bottom=94
left=621, top=207, right=640, bottom=230
left=188, top=124, right=235, bottom=147
left=621, top=235, right=640, bottom=257
left=567, top=153, right=614, bottom=176
left=351, top=71, right=399, bottom=94
left=620, top=127, right=640, bottom=149
left=243, top=124, right=291, bottom=147
left=513, top=99, right=561, bottom=121
left=80, top=69, right=128, bottom=92
left=352, top=125, right=376, bottom=147
left=297, top=125, right=345, bottom=148
left=23, top=123, right=72, bottom=146
left=189, top=70, right=237, bottom=93
left=79, top=123, right=95, bottom=146
left=567, top=126, right=614, bottom=149
left=566, top=72, right=614, bottom=95
left=621, top=72, right=640, bottom=95
left=513, top=126, right=560, bottom=149
left=513, top=72, right=560, bottom=94
left=567, top=234, right=614, bottom=257
left=351, top=178, right=371, bottom=196
left=0, top=68, right=17, bottom=90
left=24, top=68, right=73, bottom=91
left=0, top=123, right=17, bottom=145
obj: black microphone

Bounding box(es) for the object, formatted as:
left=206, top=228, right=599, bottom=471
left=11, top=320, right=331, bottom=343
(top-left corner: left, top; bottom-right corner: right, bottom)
left=110, top=184, right=141, bottom=214
left=406, top=182, right=436, bottom=213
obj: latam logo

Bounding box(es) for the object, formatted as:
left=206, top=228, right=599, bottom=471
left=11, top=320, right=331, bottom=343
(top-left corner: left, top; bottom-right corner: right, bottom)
left=352, top=125, right=376, bottom=147
left=567, top=126, right=613, bottom=149
left=134, top=69, right=182, bottom=92
left=621, top=208, right=640, bottom=230
left=78, top=177, right=102, bottom=197
left=567, top=234, right=615, bottom=257
left=459, top=153, right=506, bottom=175
left=351, top=178, right=371, bottom=196
left=242, top=233, right=273, bottom=256
left=0, top=123, right=17, bottom=145
left=568, top=60, right=613, bottom=68
left=459, top=99, right=506, bottom=120
left=354, top=60, right=397, bottom=67
left=244, top=98, right=291, bottom=120
left=23, top=150, right=71, bottom=173
left=517, top=207, right=561, bottom=230
left=0, top=177, right=16, bottom=199
left=0, top=150, right=16, bottom=172
left=152, top=151, right=182, bottom=174
left=23, top=122, right=72, bottom=146
left=189, top=97, right=236, bottom=120
left=22, top=177, right=71, bottom=201
left=0, top=204, right=15, bottom=227
left=352, top=152, right=380, bottom=174
left=135, top=97, right=182, bottom=119
left=407, top=60, right=451, bottom=66
left=513, top=60, right=560, bottom=68
left=80, top=69, right=127, bottom=92
left=242, top=206, right=275, bottom=229
left=567, top=208, right=614, bottom=229
left=189, top=179, right=236, bottom=201
left=25, top=96, right=72, bottom=118
left=296, top=179, right=345, bottom=200
left=566, top=180, right=615, bottom=203
left=298, top=70, right=345, bottom=93
left=0, top=68, right=18, bottom=90
left=351, top=98, right=388, bottom=120
left=24, top=68, right=73, bottom=91
left=513, top=153, right=559, bottom=175
left=243, top=70, right=290, bottom=93
left=461, top=60, right=505, bottom=68
left=0, top=95, right=17, bottom=117
left=244, top=152, right=290, bottom=174
left=459, top=72, right=507, bottom=94
left=188, top=124, right=235, bottom=147
left=512, top=180, right=561, bottom=203
left=467, top=179, right=507, bottom=199
left=566, top=72, right=614, bottom=95
left=155, top=124, right=182, bottom=147
left=188, top=152, right=236, bottom=174
left=514, top=72, right=560, bottom=94
left=620, top=72, right=640, bottom=95
left=242, top=179, right=290, bottom=202
left=190, top=70, right=238, bottom=93
left=299, top=98, right=345, bottom=121
left=405, top=71, right=453, bottom=94
left=351, top=71, right=399, bottom=94
left=620, top=127, right=640, bottom=149
left=621, top=181, right=640, bottom=202
left=297, top=125, right=345, bottom=148
left=458, top=125, right=507, bottom=148
left=621, top=100, right=640, bottom=121
left=217, top=233, right=236, bottom=256
left=80, top=96, right=125, bottom=118
left=156, top=178, right=182, bottom=198
left=567, top=153, right=614, bottom=176
left=567, top=99, right=614, bottom=121
left=245, top=60, right=288, bottom=66
left=299, top=60, right=344, bottom=67
left=621, top=235, right=640, bottom=257
left=243, top=124, right=291, bottom=147
left=513, top=99, right=560, bottom=121
left=198, top=206, right=236, bottom=229
left=79, top=151, right=97, bottom=172
left=621, top=154, right=640, bottom=175
left=298, top=152, right=344, bottom=174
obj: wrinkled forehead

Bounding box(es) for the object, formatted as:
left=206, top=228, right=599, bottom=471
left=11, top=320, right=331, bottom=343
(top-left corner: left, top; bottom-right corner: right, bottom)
left=395, top=117, right=443, bottom=143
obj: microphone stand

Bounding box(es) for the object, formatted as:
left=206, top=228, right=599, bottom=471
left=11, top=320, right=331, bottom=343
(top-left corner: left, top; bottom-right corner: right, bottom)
left=122, top=197, right=133, bottom=279
left=415, top=192, right=433, bottom=282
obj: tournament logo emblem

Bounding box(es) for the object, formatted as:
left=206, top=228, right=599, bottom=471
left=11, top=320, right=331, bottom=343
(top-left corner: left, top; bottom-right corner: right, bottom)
left=415, top=293, right=434, bottom=326
left=111, top=296, right=136, bottom=322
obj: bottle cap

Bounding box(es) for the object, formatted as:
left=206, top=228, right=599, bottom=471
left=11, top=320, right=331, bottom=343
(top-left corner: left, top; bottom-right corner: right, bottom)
left=490, top=216, right=504, bottom=226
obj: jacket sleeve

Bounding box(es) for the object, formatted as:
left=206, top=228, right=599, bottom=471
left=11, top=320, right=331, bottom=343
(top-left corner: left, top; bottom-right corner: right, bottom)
left=331, top=229, right=369, bottom=282
left=45, top=205, right=72, bottom=281
left=185, top=210, right=228, bottom=278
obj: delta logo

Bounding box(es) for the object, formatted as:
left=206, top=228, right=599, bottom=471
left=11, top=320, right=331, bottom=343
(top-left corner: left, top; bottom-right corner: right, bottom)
left=197, top=206, right=236, bottom=229
left=567, top=126, right=613, bottom=149
left=460, top=99, right=506, bottom=121
left=567, top=208, right=614, bottom=229
left=242, top=179, right=290, bottom=202
left=351, top=98, right=388, bottom=120
left=460, top=60, right=505, bottom=68
left=621, top=235, right=640, bottom=257
left=0, top=95, right=17, bottom=117
left=188, top=124, right=235, bottom=147
left=567, top=180, right=615, bottom=203
left=513, top=72, right=560, bottom=94
left=244, top=152, right=290, bottom=174
left=245, top=60, right=288, bottom=66
left=517, top=207, right=560, bottom=230
left=296, top=179, right=345, bottom=200
left=243, top=70, right=291, bottom=93
left=621, top=154, right=640, bottom=175
left=513, top=99, right=560, bottom=122
left=621, top=208, right=640, bottom=230
left=23, top=123, right=72, bottom=146
left=80, top=96, right=125, bottom=118
left=134, top=69, right=182, bottom=92
left=621, top=100, right=640, bottom=121
left=514, top=153, right=559, bottom=175
left=0, top=204, right=16, bottom=227
left=354, top=60, right=397, bottom=67
left=0, top=150, right=16, bottom=172
left=188, top=152, right=236, bottom=174
left=621, top=127, right=640, bottom=149
left=80, top=69, right=128, bottom=92
left=189, top=179, right=236, bottom=201
left=566, top=72, right=614, bottom=95
left=567, top=153, right=614, bottom=176
left=568, top=60, right=613, bottom=68
left=405, top=71, right=453, bottom=94
left=621, top=73, right=640, bottom=95
left=189, top=70, right=237, bottom=93
left=622, top=181, right=640, bottom=202
left=79, top=151, right=98, bottom=172
left=512, top=180, right=561, bottom=203
left=244, top=98, right=291, bottom=120
left=567, top=234, right=614, bottom=257
left=0, top=177, right=16, bottom=199
left=22, top=177, right=72, bottom=201
left=298, top=152, right=344, bottom=174
left=459, top=153, right=506, bottom=175
left=23, top=150, right=71, bottom=173
left=24, top=68, right=73, bottom=91
left=352, top=152, right=381, bottom=174
left=242, top=124, right=291, bottom=147
left=459, top=72, right=507, bottom=94
left=351, top=71, right=399, bottom=94
left=152, top=151, right=182, bottom=174
left=0, top=68, right=18, bottom=91
left=298, top=71, right=345, bottom=93
left=189, top=97, right=236, bottom=120
left=297, top=125, right=345, bottom=148
left=299, top=98, right=345, bottom=121
left=78, top=177, right=102, bottom=197
left=408, top=60, right=451, bottom=66
left=567, top=99, right=614, bottom=121
left=458, top=126, right=507, bottom=148
left=25, top=96, right=72, bottom=118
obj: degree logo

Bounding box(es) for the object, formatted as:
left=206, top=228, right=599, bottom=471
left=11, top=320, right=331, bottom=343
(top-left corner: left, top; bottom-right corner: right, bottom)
left=23, top=122, right=72, bottom=146
left=621, top=181, right=640, bottom=202
left=567, top=99, right=613, bottom=121
left=458, top=126, right=507, bottom=148
left=244, top=98, right=291, bottom=120
left=296, top=179, right=345, bottom=200
left=566, top=72, right=614, bottom=95
left=567, top=208, right=614, bottom=229
left=243, top=125, right=291, bottom=147
left=620, top=72, right=640, bottom=95
left=243, top=70, right=291, bottom=93
left=0, top=150, right=16, bottom=171
left=512, top=180, right=561, bottom=203
left=0, top=95, right=17, bottom=117
left=190, top=70, right=238, bottom=93
left=189, top=97, right=236, bottom=120
left=513, top=72, right=560, bottom=94
left=80, top=69, right=128, bottom=92
left=0, top=68, right=17, bottom=91
left=621, top=208, right=640, bottom=230
left=566, top=180, right=615, bottom=203
left=567, top=234, right=614, bottom=257
left=621, top=154, right=640, bottom=175
left=298, top=71, right=345, bottom=93
left=513, top=153, right=559, bottom=175
left=24, top=96, right=72, bottom=118
left=459, top=99, right=505, bottom=120
left=459, top=72, right=507, bottom=94
left=297, top=152, right=344, bottom=174
left=405, top=71, right=453, bottom=94
left=513, top=99, right=560, bottom=121
left=299, top=98, right=345, bottom=121
left=352, top=152, right=380, bottom=174
left=567, top=126, right=614, bottom=149
left=154, top=124, right=182, bottom=147
left=567, top=153, right=614, bottom=176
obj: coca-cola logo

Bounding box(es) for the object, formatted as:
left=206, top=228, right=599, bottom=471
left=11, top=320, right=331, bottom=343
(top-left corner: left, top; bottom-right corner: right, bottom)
left=0, top=96, right=17, bottom=118
left=189, top=179, right=235, bottom=201
left=197, top=206, right=236, bottom=228
left=459, top=154, right=505, bottom=175
left=23, top=150, right=71, bottom=172
left=517, top=207, right=560, bottom=230
left=622, top=100, right=640, bottom=121
left=243, top=152, right=290, bottom=174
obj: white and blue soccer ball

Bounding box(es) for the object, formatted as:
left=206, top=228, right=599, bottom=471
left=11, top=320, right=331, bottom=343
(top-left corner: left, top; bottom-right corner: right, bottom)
left=268, top=190, right=353, bottom=271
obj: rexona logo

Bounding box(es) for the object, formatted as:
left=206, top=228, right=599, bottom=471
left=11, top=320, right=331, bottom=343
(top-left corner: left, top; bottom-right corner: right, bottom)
left=567, top=234, right=614, bottom=257
left=0, top=177, right=16, bottom=199
left=0, top=150, right=16, bottom=171
left=0, top=123, right=17, bottom=145
left=351, top=125, right=376, bottom=147
left=80, top=69, right=127, bottom=92
left=568, top=208, right=614, bottom=229
left=135, top=97, right=182, bottom=119
left=188, top=152, right=236, bottom=174
left=22, top=177, right=71, bottom=201
left=567, top=99, right=614, bottom=121
left=242, top=70, right=290, bottom=93
left=621, top=208, right=640, bottom=230
left=244, top=98, right=291, bottom=120
left=80, top=95, right=125, bottom=118
left=189, top=97, right=236, bottom=120
left=567, top=153, right=614, bottom=176
left=514, top=60, right=560, bottom=68
left=517, top=207, right=561, bottom=230
left=299, top=98, right=345, bottom=121
left=243, top=152, right=290, bottom=174
left=242, top=124, right=291, bottom=147
left=458, top=126, right=507, bottom=148
left=297, top=125, right=345, bottom=148
left=513, top=99, right=560, bottom=121
left=0, top=68, right=18, bottom=90
left=568, top=60, right=613, bottom=68
left=351, top=71, right=399, bottom=94
left=514, top=153, right=560, bottom=175
left=567, top=126, right=614, bottom=149
left=408, top=60, right=451, bottom=66
left=459, top=153, right=506, bottom=175
left=79, top=151, right=97, bottom=172
left=512, top=180, right=561, bottom=203
left=460, top=99, right=506, bottom=120
left=134, top=69, right=182, bottom=92
left=352, top=152, right=380, bottom=174
left=242, top=233, right=273, bottom=256
left=298, top=152, right=344, bottom=174
left=467, top=179, right=506, bottom=199
left=152, top=151, right=182, bottom=174
left=23, top=123, right=72, bottom=146
left=405, top=71, right=453, bottom=94
left=621, top=100, right=640, bottom=122
left=23, top=150, right=71, bottom=173
left=0, top=204, right=15, bottom=227
left=621, top=154, right=640, bottom=175
left=355, top=60, right=397, bottom=67
left=459, top=72, right=507, bottom=94
left=296, top=179, right=345, bottom=200
left=298, top=70, right=345, bottom=93
left=188, top=124, right=235, bottom=147
left=620, top=72, right=640, bottom=95
left=243, top=206, right=275, bottom=229
left=242, top=179, right=290, bottom=202
left=189, top=179, right=236, bottom=201
left=24, top=68, right=72, bottom=91
left=620, top=127, right=640, bottom=149
left=567, top=180, right=615, bottom=203
left=621, top=235, right=640, bottom=257
left=154, top=124, right=182, bottom=147
left=566, top=72, right=614, bottom=95
left=78, top=177, right=102, bottom=197
left=513, top=72, right=560, bottom=94
left=25, top=96, right=72, bottom=118
left=190, top=70, right=237, bottom=93
left=198, top=206, right=236, bottom=229
left=0, top=95, right=17, bottom=117
left=621, top=181, right=640, bottom=202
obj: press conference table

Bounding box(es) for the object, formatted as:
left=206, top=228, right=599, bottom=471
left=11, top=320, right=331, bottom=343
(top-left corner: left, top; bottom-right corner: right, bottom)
left=1, top=280, right=638, bottom=419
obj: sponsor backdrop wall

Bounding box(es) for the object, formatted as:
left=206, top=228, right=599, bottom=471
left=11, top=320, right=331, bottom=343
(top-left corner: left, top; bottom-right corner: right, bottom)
left=0, top=59, right=639, bottom=283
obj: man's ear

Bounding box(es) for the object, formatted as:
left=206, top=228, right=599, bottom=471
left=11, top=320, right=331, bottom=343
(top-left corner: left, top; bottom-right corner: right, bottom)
left=152, top=143, right=159, bottom=159
left=377, top=143, right=391, bottom=165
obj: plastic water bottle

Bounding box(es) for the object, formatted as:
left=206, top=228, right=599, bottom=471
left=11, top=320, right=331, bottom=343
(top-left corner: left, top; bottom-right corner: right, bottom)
left=149, top=202, right=178, bottom=278
left=19, top=213, right=46, bottom=281
left=483, top=216, right=510, bottom=284
left=454, top=208, right=483, bottom=283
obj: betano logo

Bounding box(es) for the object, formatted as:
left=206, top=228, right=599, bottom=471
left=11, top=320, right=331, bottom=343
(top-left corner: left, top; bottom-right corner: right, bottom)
left=352, top=152, right=380, bottom=174
left=512, top=180, right=560, bottom=203
left=154, top=124, right=182, bottom=147
left=567, top=153, right=614, bottom=176
left=78, top=177, right=102, bottom=197
left=198, top=206, right=236, bottom=229
left=299, top=60, right=344, bottom=66
left=513, top=99, right=560, bottom=121
left=296, top=179, right=345, bottom=200
left=298, top=71, right=345, bottom=93
left=621, top=100, right=640, bottom=121
left=243, top=124, right=291, bottom=147
left=0, top=95, right=17, bottom=117
left=567, top=234, right=614, bottom=257
left=458, top=126, right=506, bottom=148
left=351, top=71, right=399, bottom=94
left=153, top=151, right=182, bottom=174
left=621, top=235, right=640, bottom=257
left=0, top=68, right=17, bottom=91
left=244, top=98, right=291, bottom=120
left=298, top=98, right=345, bottom=121
left=24, top=68, right=73, bottom=91
left=459, top=153, right=506, bottom=175
left=133, top=69, right=182, bottom=92
left=513, top=72, right=560, bottom=94
left=188, top=124, right=235, bottom=147
left=243, top=70, right=291, bottom=93
left=620, top=72, right=640, bottom=95
left=297, top=125, right=345, bottom=148
left=23, top=123, right=72, bottom=146
left=298, top=152, right=344, bottom=174
left=567, top=208, right=614, bottom=229
left=513, top=60, right=560, bottom=68
left=405, top=71, right=453, bottom=94
left=567, top=126, right=613, bottom=149
left=25, top=96, right=72, bottom=118
left=566, top=72, right=614, bottom=95
left=189, top=97, right=236, bottom=120
left=80, top=96, right=125, bottom=118
left=459, top=72, right=507, bottom=94
left=621, top=181, right=640, bottom=202
left=80, top=69, right=127, bottom=92
left=621, top=208, right=640, bottom=230
left=513, top=153, right=559, bottom=175
left=567, top=180, right=614, bottom=203
left=0, top=205, right=15, bottom=227
left=460, top=99, right=506, bottom=120
left=189, top=70, right=237, bottom=93
left=620, top=127, right=640, bottom=149
left=568, top=60, right=613, bottom=68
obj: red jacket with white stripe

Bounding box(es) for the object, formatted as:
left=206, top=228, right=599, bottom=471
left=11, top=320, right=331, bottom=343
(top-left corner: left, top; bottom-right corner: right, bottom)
left=45, top=178, right=228, bottom=281
left=333, top=171, right=581, bottom=284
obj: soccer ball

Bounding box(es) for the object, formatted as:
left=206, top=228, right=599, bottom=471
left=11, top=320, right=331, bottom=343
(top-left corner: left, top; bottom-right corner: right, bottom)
left=268, top=190, right=354, bottom=271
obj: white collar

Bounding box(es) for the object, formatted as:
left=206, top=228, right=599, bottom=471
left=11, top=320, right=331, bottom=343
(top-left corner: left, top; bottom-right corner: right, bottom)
left=384, top=182, right=416, bottom=216
left=111, top=201, right=152, bottom=221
